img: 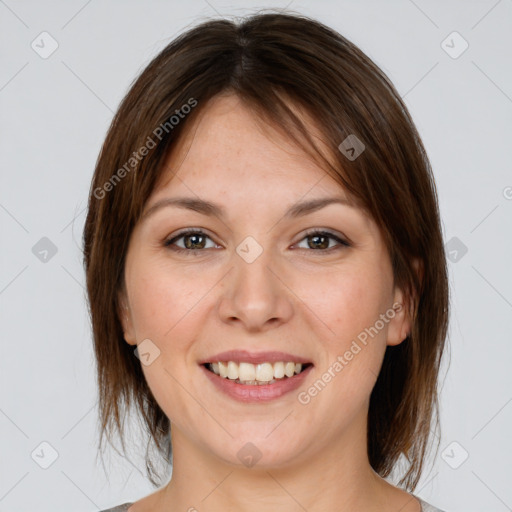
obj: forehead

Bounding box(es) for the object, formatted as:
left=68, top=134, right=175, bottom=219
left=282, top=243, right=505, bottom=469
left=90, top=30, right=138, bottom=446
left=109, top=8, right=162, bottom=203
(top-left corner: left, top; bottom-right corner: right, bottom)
left=137, top=93, right=380, bottom=243
left=151, top=93, right=351, bottom=202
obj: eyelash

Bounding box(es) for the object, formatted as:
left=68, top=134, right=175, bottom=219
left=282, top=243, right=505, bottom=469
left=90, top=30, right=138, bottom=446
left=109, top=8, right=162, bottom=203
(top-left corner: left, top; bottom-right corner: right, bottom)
left=163, top=228, right=351, bottom=254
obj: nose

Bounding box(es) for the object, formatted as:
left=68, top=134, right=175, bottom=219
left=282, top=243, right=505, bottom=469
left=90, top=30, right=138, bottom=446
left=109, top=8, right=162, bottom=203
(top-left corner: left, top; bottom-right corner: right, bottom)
left=217, top=245, right=294, bottom=333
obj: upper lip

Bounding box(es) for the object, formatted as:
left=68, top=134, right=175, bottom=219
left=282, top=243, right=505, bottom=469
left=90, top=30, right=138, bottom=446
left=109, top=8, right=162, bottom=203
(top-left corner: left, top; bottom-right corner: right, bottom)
left=198, top=350, right=312, bottom=365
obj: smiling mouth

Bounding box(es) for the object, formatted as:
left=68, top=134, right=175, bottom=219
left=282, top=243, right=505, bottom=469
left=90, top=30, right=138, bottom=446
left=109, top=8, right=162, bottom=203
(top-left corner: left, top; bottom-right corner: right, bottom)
left=203, top=361, right=313, bottom=385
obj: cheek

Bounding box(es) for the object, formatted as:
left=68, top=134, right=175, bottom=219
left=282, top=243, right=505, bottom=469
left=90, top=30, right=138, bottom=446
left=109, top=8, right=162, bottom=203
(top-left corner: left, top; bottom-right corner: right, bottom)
left=127, top=259, right=212, bottom=340
left=299, top=263, right=390, bottom=344
left=127, top=261, right=211, bottom=426
left=301, top=263, right=391, bottom=394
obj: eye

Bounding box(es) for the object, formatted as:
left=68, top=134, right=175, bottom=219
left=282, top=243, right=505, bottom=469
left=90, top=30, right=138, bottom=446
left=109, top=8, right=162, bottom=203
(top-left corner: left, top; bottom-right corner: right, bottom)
left=294, top=230, right=350, bottom=252
left=164, top=229, right=219, bottom=252
left=163, top=228, right=350, bottom=254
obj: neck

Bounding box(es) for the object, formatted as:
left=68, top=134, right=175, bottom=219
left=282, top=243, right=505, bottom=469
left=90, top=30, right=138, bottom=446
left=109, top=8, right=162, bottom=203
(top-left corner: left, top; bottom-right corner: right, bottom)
left=152, top=413, right=412, bottom=512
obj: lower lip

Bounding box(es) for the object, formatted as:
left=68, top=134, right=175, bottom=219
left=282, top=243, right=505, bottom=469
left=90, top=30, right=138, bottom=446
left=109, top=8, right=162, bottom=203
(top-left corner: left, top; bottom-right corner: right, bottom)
left=200, top=364, right=313, bottom=403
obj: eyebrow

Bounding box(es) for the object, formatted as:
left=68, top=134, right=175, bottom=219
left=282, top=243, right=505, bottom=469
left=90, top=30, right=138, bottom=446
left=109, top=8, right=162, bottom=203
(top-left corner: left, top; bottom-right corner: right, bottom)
left=141, top=195, right=358, bottom=222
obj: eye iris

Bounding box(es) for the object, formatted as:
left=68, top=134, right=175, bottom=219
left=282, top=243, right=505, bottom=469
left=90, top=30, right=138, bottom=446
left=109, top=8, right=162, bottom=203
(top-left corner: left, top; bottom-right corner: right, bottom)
left=184, top=234, right=206, bottom=249
left=308, top=234, right=329, bottom=250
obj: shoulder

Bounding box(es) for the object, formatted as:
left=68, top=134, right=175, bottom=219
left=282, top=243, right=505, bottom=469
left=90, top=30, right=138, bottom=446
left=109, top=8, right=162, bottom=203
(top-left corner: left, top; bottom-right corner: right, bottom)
left=99, top=502, right=134, bottom=512
left=99, top=497, right=445, bottom=512
left=417, top=497, right=446, bottom=512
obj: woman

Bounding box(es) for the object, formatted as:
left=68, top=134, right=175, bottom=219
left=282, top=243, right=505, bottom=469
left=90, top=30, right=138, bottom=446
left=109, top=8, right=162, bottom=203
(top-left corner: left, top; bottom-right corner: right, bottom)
left=84, top=11, right=449, bottom=512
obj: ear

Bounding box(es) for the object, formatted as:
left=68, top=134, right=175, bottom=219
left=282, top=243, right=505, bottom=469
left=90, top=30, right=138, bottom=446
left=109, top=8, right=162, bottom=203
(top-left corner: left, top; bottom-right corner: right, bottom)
left=117, top=290, right=137, bottom=346
left=386, top=258, right=422, bottom=347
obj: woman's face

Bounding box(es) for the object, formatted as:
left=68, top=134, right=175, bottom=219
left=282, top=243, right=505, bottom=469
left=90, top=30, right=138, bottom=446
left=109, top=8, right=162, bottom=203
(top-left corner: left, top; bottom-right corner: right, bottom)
left=120, top=93, right=411, bottom=469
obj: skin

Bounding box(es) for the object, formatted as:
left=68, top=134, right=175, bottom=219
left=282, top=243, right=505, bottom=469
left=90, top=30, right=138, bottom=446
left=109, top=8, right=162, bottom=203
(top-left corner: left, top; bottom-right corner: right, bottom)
left=119, top=93, right=420, bottom=512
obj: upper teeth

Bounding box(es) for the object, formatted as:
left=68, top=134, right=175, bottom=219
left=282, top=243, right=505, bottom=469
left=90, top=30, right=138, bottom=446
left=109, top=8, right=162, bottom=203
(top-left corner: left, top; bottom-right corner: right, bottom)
left=209, top=361, right=303, bottom=381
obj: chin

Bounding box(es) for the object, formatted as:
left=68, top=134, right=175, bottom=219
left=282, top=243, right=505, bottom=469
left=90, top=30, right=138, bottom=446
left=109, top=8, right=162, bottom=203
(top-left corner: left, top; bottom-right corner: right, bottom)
left=197, top=429, right=307, bottom=470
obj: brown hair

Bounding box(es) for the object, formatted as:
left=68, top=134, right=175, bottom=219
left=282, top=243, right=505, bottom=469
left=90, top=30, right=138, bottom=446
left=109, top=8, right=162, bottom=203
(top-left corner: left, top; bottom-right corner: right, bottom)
left=83, top=11, right=449, bottom=490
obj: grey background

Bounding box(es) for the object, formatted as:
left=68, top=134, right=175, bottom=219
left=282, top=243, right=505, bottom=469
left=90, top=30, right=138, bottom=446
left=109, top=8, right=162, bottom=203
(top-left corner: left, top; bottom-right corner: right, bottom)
left=1, top=1, right=511, bottom=511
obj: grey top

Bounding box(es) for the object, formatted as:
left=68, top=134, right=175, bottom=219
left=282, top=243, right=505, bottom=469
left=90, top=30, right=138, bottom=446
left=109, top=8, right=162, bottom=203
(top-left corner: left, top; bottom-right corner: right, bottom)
left=100, top=496, right=445, bottom=511
left=99, top=504, right=133, bottom=512
left=100, top=504, right=133, bottom=512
